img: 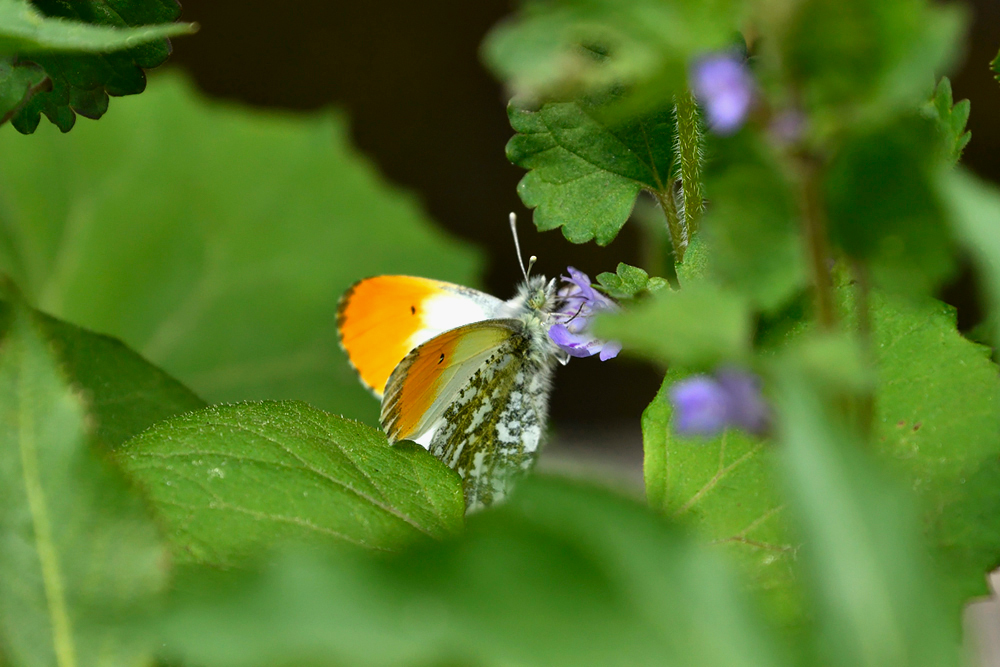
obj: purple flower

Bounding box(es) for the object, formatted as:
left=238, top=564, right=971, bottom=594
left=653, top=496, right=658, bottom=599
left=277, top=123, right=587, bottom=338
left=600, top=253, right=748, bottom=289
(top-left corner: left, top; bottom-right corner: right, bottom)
left=669, top=369, right=769, bottom=437
left=548, top=267, right=621, bottom=361
left=691, top=53, right=754, bottom=135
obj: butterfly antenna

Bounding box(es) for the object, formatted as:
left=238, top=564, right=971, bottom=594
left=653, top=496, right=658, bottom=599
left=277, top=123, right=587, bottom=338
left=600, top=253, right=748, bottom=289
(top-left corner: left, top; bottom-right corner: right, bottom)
left=509, top=212, right=534, bottom=281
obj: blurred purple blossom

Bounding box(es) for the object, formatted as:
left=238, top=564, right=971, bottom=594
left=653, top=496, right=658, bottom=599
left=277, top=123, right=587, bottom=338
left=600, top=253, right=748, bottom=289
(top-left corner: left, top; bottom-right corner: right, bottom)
left=691, top=53, right=754, bottom=135
left=548, top=267, right=621, bottom=361
left=670, top=369, right=769, bottom=437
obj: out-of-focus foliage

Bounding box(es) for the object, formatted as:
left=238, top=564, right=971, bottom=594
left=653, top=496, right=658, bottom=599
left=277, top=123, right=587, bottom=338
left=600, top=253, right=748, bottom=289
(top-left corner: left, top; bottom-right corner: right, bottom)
left=0, top=300, right=168, bottom=667
left=156, top=478, right=787, bottom=667
left=0, top=0, right=196, bottom=133
left=0, top=73, right=482, bottom=427
left=118, top=401, right=465, bottom=567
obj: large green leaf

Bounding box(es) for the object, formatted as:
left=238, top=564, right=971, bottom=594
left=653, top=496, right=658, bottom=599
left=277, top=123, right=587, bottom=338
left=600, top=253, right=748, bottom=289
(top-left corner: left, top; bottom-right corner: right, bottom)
left=642, top=290, right=1000, bottom=620
left=0, top=295, right=205, bottom=449
left=0, top=300, right=168, bottom=667
left=775, top=372, right=959, bottom=667
left=506, top=100, right=675, bottom=245
left=117, top=400, right=465, bottom=566
left=156, top=477, right=787, bottom=667
left=2, top=0, right=196, bottom=133
left=0, top=72, right=482, bottom=425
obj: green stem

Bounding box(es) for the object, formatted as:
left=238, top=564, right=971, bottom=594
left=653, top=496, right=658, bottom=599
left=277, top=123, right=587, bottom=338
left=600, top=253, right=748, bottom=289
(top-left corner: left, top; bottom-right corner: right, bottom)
left=654, top=183, right=686, bottom=264
left=674, top=90, right=704, bottom=237
left=798, top=153, right=836, bottom=330
left=851, top=259, right=875, bottom=438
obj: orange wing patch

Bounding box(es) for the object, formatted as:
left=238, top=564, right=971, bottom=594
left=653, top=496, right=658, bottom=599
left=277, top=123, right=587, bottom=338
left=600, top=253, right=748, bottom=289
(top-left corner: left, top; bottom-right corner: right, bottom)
left=337, top=276, right=446, bottom=397
left=381, top=321, right=519, bottom=443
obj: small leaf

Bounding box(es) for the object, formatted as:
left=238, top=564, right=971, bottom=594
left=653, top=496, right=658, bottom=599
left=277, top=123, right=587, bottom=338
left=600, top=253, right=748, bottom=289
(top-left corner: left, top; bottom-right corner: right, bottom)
left=117, top=400, right=465, bottom=566
left=921, top=78, right=971, bottom=164
left=992, top=47, right=999, bottom=83
left=0, top=300, right=168, bottom=667
left=597, top=283, right=751, bottom=368
left=0, top=295, right=206, bottom=449
left=5, top=0, right=197, bottom=133
left=157, top=478, right=788, bottom=667
left=0, top=56, right=45, bottom=123
left=595, top=262, right=664, bottom=299
left=506, top=99, right=675, bottom=245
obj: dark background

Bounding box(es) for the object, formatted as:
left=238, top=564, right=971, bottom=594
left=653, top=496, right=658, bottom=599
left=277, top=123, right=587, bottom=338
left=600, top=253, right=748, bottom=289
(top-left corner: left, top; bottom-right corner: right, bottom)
left=166, top=0, right=1000, bottom=430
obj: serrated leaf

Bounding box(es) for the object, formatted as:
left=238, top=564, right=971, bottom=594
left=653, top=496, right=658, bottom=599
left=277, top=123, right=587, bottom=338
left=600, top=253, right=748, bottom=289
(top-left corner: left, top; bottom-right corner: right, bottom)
left=921, top=78, right=970, bottom=164
left=157, top=478, right=787, bottom=667
left=597, top=283, right=751, bottom=368
left=117, top=400, right=465, bottom=566
left=642, top=289, right=1000, bottom=622
left=506, top=99, right=676, bottom=245
left=6, top=0, right=196, bottom=133
left=0, top=56, right=45, bottom=123
left=0, top=295, right=205, bottom=449
left=0, top=300, right=168, bottom=667
left=0, top=73, right=482, bottom=425
left=825, top=115, right=954, bottom=297
left=595, top=262, right=664, bottom=299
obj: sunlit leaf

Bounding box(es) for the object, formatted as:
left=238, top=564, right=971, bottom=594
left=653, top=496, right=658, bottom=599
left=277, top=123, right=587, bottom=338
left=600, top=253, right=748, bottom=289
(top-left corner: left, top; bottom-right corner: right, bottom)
left=117, top=400, right=465, bottom=566
left=0, top=300, right=167, bottom=667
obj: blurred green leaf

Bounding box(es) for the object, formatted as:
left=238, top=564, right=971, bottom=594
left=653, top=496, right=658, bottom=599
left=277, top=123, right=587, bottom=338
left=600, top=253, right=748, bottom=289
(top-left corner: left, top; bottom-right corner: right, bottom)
left=158, top=477, right=788, bottom=667
left=117, top=400, right=465, bottom=566
left=482, top=0, right=739, bottom=114
left=0, top=294, right=204, bottom=449
left=597, top=283, right=751, bottom=368
left=0, top=56, right=45, bottom=122
left=921, top=78, right=970, bottom=164
left=938, top=169, right=1000, bottom=352
left=776, top=372, right=958, bottom=667
left=701, top=137, right=805, bottom=310
left=4, top=0, right=196, bottom=133
left=642, top=290, right=1000, bottom=622
left=506, top=99, right=676, bottom=245
left=991, top=47, right=999, bottom=84
left=825, top=115, right=953, bottom=297
left=0, top=300, right=167, bottom=667
left=0, top=72, right=482, bottom=425
left=595, top=262, right=666, bottom=299
left=781, top=0, right=965, bottom=119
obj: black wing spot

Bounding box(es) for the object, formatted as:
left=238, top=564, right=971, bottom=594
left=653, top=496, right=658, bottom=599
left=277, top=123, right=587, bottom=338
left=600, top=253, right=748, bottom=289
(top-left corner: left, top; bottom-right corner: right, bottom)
left=438, top=353, right=445, bottom=364
left=410, top=305, right=416, bottom=315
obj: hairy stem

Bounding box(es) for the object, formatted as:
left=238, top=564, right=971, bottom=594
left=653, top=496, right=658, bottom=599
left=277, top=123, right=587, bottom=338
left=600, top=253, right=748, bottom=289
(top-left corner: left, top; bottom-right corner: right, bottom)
left=674, top=90, right=705, bottom=237
left=654, top=184, right=686, bottom=264
left=798, top=153, right=836, bottom=329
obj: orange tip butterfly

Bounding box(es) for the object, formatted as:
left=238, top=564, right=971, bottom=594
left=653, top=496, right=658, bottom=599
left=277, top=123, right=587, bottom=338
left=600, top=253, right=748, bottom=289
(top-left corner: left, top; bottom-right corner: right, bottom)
left=337, top=214, right=619, bottom=511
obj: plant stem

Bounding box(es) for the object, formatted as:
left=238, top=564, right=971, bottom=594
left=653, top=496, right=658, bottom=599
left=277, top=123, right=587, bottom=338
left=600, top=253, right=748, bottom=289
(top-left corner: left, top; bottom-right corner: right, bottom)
left=674, top=90, right=704, bottom=237
left=851, top=259, right=875, bottom=438
left=798, top=153, right=836, bottom=329
left=653, top=183, right=686, bottom=264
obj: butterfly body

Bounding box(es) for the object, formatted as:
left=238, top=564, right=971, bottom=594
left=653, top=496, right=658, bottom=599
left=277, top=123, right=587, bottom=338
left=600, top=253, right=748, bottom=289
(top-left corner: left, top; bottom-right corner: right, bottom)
left=338, top=274, right=567, bottom=510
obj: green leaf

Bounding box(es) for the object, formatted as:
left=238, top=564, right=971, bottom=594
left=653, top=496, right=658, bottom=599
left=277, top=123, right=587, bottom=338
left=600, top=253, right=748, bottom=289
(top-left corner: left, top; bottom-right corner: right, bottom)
left=991, top=47, right=999, bottom=84
left=921, top=78, right=970, bottom=164
left=157, top=478, right=788, bottom=667
left=701, top=136, right=806, bottom=310
left=0, top=300, right=168, bottom=667
left=775, top=372, right=959, bottom=667
left=0, top=294, right=205, bottom=449
left=595, top=262, right=666, bottom=299
left=0, top=72, right=482, bottom=426
left=642, top=290, right=1000, bottom=623
left=117, top=400, right=465, bottom=566
left=781, top=0, right=965, bottom=120
left=597, top=283, right=751, bottom=368
left=0, top=56, right=45, bottom=123
left=506, top=99, right=676, bottom=245
left=482, top=0, right=739, bottom=114
left=5, top=0, right=197, bottom=133
left=825, top=115, right=953, bottom=297
left=938, top=168, right=1000, bottom=353
left=0, top=0, right=195, bottom=55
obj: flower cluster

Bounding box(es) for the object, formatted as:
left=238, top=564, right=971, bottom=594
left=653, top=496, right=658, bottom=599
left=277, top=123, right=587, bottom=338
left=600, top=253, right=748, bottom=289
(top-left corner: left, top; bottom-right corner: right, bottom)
left=548, top=267, right=622, bottom=361
left=690, top=52, right=755, bottom=135
left=669, top=369, right=769, bottom=437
